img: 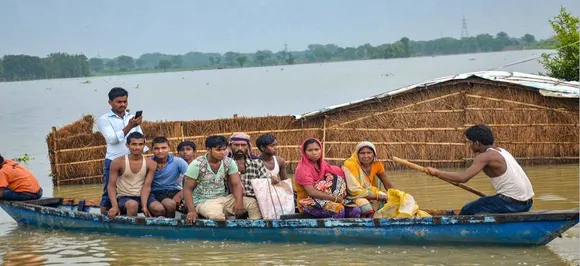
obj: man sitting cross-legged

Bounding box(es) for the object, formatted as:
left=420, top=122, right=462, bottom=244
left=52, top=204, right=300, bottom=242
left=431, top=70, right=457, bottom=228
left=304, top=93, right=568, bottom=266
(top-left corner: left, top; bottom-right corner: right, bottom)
left=183, top=135, right=261, bottom=224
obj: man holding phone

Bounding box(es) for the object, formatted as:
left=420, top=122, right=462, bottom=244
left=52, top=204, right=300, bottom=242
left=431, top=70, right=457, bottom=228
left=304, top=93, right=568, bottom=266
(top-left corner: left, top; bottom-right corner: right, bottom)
left=97, top=87, right=148, bottom=214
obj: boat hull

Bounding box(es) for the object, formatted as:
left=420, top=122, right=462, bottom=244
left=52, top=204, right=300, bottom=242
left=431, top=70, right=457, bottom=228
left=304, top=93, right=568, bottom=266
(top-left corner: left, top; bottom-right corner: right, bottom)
left=1, top=199, right=577, bottom=246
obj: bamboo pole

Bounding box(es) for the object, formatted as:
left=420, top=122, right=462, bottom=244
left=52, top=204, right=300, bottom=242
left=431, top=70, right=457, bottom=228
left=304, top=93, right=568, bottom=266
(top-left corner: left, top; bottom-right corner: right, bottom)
left=180, top=122, right=185, bottom=142
left=329, top=92, right=462, bottom=128
left=461, top=90, right=469, bottom=168
left=390, top=109, right=464, bottom=114
left=51, top=127, right=60, bottom=185
left=391, top=156, right=487, bottom=197
left=322, top=116, right=327, bottom=153
left=329, top=127, right=464, bottom=132
left=466, top=94, right=574, bottom=113
left=464, top=123, right=578, bottom=127
left=324, top=158, right=465, bottom=163
left=325, top=141, right=465, bottom=146
left=463, top=156, right=579, bottom=161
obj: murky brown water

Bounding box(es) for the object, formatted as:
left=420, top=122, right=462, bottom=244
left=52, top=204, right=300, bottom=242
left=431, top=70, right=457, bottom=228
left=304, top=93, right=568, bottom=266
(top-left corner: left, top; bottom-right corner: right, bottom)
left=0, top=52, right=578, bottom=265
left=1, top=165, right=577, bottom=265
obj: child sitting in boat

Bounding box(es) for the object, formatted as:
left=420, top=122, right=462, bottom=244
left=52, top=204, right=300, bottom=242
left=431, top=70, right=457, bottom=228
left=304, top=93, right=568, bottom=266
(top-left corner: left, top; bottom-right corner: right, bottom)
left=0, top=153, right=43, bottom=201
left=425, top=125, right=535, bottom=215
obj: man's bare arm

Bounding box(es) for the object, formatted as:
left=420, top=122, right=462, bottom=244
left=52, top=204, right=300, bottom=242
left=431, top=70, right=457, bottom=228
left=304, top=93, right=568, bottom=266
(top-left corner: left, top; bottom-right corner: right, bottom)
left=428, top=153, right=490, bottom=183
left=107, top=159, right=122, bottom=209
left=277, top=157, right=288, bottom=180
left=140, top=159, right=157, bottom=211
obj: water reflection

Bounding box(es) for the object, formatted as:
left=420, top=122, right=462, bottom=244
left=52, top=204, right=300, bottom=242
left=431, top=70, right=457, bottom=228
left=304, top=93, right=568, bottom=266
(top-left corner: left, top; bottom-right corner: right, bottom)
left=1, top=165, right=578, bottom=265
left=0, top=226, right=572, bottom=265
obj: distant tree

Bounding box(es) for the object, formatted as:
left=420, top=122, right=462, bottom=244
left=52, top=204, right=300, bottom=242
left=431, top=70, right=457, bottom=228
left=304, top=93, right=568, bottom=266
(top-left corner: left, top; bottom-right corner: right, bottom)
left=224, top=51, right=237, bottom=65
left=215, top=57, right=221, bottom=65
left=115, top=55, right=134, bottom=70
left=89, top=58, right=104, bottom=72
left=400, top=37, right=411, bottom=57
left=254, top=50, right=272, bottom=66
left=158, top=60, right=172, bottom=72
left=285, top=54, right=295, bottom=65
left=236, top=55, right=247, bottom=67
left=540, top=6, right=579, bottom=81
left=521, top=34, right=537, bottom=44
left=171, top=55, right=183, bottom=68
left=105, top=60, right=117, bottom=70
left=135, top=58, right=145, bottom=69
left=209, top=56, right=215, bottom=65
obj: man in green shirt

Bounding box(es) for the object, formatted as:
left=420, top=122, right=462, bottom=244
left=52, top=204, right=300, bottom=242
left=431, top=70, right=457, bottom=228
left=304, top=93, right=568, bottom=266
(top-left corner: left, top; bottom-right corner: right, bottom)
left=183, top=135, right=262, bottom=223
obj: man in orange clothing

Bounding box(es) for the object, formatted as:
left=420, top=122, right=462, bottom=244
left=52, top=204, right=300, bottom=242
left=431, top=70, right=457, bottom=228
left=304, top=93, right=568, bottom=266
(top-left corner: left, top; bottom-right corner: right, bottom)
left=0, top=154, right=43, bottom=201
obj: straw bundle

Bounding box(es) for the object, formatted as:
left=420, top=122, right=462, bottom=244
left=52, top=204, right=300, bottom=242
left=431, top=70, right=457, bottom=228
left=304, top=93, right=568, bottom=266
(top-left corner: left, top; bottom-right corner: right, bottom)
left=46, top=77, right=579, bottom=185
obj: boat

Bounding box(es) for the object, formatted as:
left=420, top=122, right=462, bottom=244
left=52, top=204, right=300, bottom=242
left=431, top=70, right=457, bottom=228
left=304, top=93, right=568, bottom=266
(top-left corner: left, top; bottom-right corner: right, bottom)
left=1, top=197, right=578, bottom=246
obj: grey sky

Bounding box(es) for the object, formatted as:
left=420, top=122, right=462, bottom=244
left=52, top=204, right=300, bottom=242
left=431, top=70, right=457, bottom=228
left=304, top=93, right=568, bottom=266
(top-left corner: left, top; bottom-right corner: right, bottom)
left=1, top=0, right=579, bottom=58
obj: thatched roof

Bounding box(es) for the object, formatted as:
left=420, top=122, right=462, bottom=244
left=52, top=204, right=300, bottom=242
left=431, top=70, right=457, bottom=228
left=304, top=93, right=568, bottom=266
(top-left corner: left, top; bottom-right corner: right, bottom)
left=295, top=71, right=580, bottom=120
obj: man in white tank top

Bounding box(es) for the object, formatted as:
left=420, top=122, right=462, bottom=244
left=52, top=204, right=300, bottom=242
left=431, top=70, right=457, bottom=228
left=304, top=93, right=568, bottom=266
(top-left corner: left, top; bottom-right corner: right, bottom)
left=107, top=132, right=165, bottom=219
left=426, top=125, right=534, bottom=215
left=256, top=133, right=288, bottom=183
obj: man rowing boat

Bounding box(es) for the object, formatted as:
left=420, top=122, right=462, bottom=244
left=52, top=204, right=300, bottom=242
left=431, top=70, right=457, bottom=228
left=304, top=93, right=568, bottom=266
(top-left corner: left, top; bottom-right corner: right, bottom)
left=426, top=125, right=535, bottom=215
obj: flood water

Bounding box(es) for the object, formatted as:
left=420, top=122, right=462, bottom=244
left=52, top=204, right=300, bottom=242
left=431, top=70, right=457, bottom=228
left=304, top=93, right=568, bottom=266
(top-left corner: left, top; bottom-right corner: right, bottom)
left=0, top=50, right=578, bottom=265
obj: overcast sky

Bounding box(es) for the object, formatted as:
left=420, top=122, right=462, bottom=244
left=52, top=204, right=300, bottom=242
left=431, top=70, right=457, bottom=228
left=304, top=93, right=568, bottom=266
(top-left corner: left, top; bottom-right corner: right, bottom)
left=1, top=0, right=579, bottom=58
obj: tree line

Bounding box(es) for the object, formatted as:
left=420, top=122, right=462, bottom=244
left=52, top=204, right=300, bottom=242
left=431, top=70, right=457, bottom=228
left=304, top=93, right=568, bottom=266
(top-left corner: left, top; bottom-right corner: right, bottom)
left=0, top=8, right=577, bottom=83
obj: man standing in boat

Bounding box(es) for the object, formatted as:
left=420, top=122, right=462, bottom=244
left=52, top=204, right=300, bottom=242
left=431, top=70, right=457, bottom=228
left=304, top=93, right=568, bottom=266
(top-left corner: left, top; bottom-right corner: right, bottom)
left=107, top=132, right=165, bottom=219
left=425, top=125, right=535, bottom=215
left=97, top=87, right=147, bottom=214
left=256, top=133, right=289, bottom=184
left=182, top=135, right=261, bottom=224
left=150, top=136, right=188, bottom=218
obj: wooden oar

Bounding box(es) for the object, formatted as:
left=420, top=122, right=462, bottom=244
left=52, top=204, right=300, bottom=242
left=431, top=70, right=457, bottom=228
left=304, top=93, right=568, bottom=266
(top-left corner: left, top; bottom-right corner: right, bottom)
left=391, top=156, right=487, bottom=197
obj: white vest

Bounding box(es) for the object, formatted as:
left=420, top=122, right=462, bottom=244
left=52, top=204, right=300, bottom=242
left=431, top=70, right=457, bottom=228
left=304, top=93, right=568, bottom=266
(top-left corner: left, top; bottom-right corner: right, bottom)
left=487, top=148, right=535, bottom=201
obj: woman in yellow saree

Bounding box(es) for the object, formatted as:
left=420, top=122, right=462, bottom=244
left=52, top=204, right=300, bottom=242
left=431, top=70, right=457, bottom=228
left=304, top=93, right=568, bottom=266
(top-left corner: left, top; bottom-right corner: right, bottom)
left=341, top=141, right=396, bottom=217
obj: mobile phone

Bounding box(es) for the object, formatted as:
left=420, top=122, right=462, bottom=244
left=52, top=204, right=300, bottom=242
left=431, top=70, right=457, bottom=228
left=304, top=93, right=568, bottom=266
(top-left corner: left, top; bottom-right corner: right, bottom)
left=135, top=110, right=143, bottom=118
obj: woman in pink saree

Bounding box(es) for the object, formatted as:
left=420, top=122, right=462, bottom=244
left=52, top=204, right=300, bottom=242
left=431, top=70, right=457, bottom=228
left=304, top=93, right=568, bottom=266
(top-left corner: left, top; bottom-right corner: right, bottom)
left=294, top=138, right=361, bottom=218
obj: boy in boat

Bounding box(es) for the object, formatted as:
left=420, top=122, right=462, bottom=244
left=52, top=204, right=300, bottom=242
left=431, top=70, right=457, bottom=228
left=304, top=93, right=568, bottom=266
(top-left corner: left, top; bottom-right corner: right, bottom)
left=177, top=141, right=197, bottom=165
left=0, top=154, right=43, bottom=201
left=107, top=132, right=164, bottom=219
left=256, top=133, right=289, bottom=184
left=150, top=137, right=189, bottom=218
left=97, top=87, right=148, bottom=214
left=425, top=125, right=534, bottom=215
left=228, top=132, right=268, bottom=218
left=183, top=135, right=261, bottom=224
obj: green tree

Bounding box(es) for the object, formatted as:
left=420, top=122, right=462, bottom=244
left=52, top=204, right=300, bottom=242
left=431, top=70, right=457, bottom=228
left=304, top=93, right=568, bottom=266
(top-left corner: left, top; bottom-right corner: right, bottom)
left=135, top=58, right=145, bottom=69
left=115, top=55, right=134, bottom=71
left=105, top=60, right=117, bottom=71
left=89, top=58, right=104, bottom=72
left=158, top=60, right=172, bottom=72
left=540, top=6, right=579, bottom=81
left=171, top=55, right=183, bottom=68
left=254, top=50, right=272, bottom=66
left=236, top=55, right=247, bottom=67
left=209, top=56, right=215, bottom=65
left=521, top=34, right=537, bottom=44
left=400, top=37, right=411, bottom=57
left=224, top=51, right=237, bottom=65
left=285, top=54, right=295, bottom=65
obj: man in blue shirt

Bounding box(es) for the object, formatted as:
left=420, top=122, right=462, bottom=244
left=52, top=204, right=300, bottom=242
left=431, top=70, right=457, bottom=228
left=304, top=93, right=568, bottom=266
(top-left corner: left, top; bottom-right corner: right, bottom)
left=97, top=87, right=147, bottom=214
left=150, top=136, right=188, bottom=218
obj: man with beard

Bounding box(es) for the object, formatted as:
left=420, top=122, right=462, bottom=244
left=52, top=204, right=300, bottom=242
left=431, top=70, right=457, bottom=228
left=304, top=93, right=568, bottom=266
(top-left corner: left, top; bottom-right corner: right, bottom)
left=228, top=132, right=270, bottom=217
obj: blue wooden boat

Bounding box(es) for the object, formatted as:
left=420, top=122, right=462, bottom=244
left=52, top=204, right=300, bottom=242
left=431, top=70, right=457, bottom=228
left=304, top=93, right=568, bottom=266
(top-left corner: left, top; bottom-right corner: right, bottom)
left=1, top=197, right=578, bottom=246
